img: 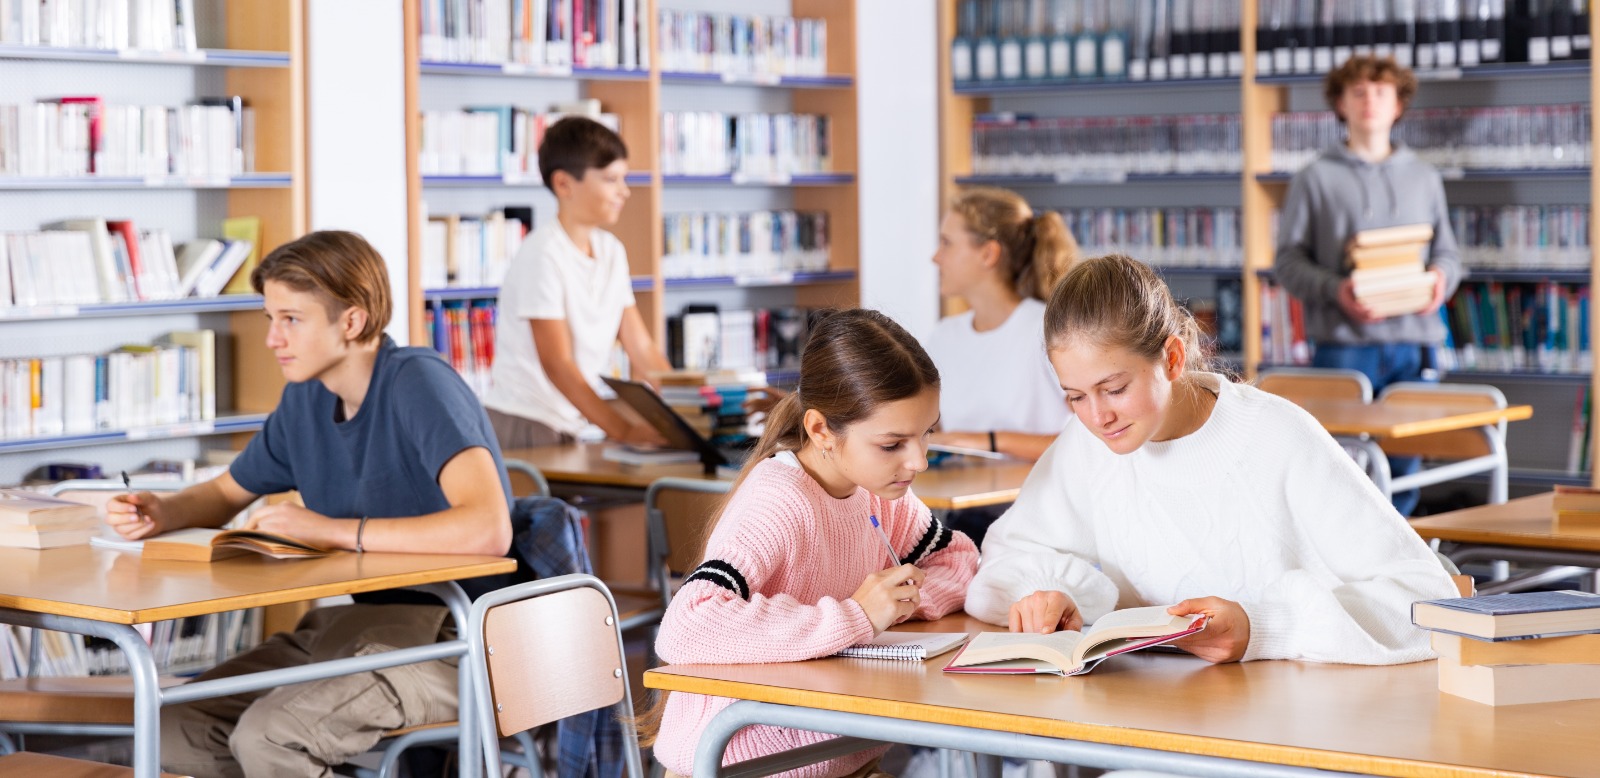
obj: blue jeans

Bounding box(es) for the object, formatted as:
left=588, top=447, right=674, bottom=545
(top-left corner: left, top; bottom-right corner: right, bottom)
left=1311, top=343, right=1434, bottom=516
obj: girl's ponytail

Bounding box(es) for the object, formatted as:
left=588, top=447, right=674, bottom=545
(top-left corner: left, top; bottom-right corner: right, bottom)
left=1021, top=210, right=1076, bottom=301
left=950, top=187, right=1078, bottom=302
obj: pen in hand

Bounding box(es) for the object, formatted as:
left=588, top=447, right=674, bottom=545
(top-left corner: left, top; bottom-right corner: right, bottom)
left=868, top=514, right=900, bottom=569
left=121, top=470, right=148, bottom=524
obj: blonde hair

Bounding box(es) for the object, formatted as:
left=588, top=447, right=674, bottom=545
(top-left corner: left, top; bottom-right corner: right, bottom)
left=1043, top=253, right=1209, bottom=374
left=950, top=187, right=1078, bottom=301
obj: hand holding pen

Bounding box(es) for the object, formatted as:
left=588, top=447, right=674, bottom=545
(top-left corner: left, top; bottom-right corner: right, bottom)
left=106, top=472, right=162, bottom=540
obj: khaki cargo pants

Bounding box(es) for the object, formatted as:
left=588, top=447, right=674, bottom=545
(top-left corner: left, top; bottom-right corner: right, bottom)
left=161, top=604, right=459, bottom=778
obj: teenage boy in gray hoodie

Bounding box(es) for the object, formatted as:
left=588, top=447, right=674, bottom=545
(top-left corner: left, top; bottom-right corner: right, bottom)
left=1273, top=55, right=1463, bottom=516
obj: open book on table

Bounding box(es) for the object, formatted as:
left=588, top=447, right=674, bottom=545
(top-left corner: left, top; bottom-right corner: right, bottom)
left=140, top=527, right=333, bottom=562
left=944, top=606, right=1206, bottom=677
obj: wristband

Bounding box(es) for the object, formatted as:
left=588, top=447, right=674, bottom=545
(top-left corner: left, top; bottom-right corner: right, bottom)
left=355, top=516, right=370, bottom=553
left=988, top=431, right=998, bottom=453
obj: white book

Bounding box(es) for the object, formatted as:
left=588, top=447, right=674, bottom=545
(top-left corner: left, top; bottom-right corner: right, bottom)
left=0, top=235, right=12, bottom=307
left=62, top=353, right=95, bottom=434
left=174, top=239, right=224, bottom=298
left=44, top=218, right=127, bottom=303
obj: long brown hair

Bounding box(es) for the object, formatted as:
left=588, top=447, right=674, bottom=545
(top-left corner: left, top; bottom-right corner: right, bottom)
left=1043, top=253, right=1210, bottom=374
left=634, top=308, right=940, bottom=745
left=950, top=187, right=1078, bottom=301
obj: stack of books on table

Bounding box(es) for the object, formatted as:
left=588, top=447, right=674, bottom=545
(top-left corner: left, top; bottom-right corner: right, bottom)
left=652, top=369, right=768, bottom=443
left=1550, top=485, right=1600, bottom=530
left=0, top=489, right=100, bottom=549
left=1347, top=224, right=1436, bottom=318
left=1413, top=590, right=1600, bottom=706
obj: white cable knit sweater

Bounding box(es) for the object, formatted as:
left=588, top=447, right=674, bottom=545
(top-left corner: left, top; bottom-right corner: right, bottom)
left=966, top=372, right=1459, bottom=665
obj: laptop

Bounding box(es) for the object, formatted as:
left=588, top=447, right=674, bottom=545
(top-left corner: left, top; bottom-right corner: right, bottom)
left=600, top=376, right=758, bottom=474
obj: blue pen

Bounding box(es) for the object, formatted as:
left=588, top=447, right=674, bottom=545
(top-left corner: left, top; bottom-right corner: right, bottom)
left=868, top=514, right=900, bottom=568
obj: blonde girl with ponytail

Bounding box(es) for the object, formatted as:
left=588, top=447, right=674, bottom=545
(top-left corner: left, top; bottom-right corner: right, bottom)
left=927, top=187, right=1078, bottom=464
left=644, top=309, right=979, bottom=778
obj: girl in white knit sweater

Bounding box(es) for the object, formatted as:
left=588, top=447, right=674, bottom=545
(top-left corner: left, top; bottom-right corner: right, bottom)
left=966, top=253, right=1458, bottom=665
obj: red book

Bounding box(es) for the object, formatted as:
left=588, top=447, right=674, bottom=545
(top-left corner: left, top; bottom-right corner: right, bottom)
left=55, top=96, right=103, bottom=174
left=105, top=220, right=144, bottom=300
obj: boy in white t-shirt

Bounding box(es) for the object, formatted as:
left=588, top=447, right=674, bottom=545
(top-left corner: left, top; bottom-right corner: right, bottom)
left=484, top=117, right=672, bottom=449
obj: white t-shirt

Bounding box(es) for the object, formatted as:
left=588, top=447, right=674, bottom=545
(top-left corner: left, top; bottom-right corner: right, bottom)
left=924, top=298, right=1068, bottom=436
left=484, top=222, right=635, bottom=435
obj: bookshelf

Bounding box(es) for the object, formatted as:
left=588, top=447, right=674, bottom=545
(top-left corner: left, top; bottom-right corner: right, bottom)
left=402, top=0, right=862, bottom=374
left=0, top=0, right=306, bottom=485
left=939, top=1, right=1600, bottom=489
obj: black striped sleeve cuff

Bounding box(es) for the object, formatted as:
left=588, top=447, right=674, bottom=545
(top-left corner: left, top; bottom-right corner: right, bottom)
left=683, top=559, right=751, bottom=600
left=906, top=516, right=954, bottom=565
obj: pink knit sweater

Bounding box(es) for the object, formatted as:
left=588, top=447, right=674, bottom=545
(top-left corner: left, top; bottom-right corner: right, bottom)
left=653, top=453, right=979, bottom=778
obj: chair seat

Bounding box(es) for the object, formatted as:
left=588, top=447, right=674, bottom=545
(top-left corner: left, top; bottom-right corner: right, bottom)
left=0, top=676, right=188, bottom=725
left=0, top=751, right=184, bottom=777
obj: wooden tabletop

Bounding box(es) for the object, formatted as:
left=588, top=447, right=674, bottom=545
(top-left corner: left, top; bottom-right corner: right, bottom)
left=502, top=444, right=1034, bottom=511
left=1290, top=399, right=1533, bottom=439
left=0, top=546, right=515, bottom=625
left=1410, top=492, right=1600, bottom=553
left=645, top=615, right=1600, bottom=778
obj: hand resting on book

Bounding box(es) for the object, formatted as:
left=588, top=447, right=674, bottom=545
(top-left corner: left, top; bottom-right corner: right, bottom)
left=1166, top=596, right=1251, bottom=664
left=1010, top=590, right=1086, bottom=633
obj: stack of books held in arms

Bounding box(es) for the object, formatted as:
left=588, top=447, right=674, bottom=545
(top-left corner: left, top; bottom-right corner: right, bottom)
left=1413, top=590, right=1600, bottom=705
left=1347, top=223, right=1437, bottom=318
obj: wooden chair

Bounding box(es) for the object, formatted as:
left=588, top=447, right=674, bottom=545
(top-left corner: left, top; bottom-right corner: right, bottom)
left=1256, top=367, right=1374, bottom=403
left=644, top=477, right=732, bottom=611
left=1376, top=382, right=1510, bottom=504
left=466, top=574, right=646, bottom=778
left=0, top=751, right=185, bottom=777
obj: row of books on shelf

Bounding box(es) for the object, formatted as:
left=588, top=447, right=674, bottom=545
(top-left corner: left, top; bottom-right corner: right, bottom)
left=1452, top=205, right=1591, bottom=270
left=1258, top=280, right=1593, bottom=376
left=952, top=0, right=1242, bottom=84
left=0, top=610, right=261, bottom=680
left=0, top=330, right=218, bottom=441
left=661, top=210, right=830, bottom=281
left=417, top=104, right=616, bottom=178
left=1258, top=0, right=1590, bottom=75
left=0, top=0, right=200, bottom=52
left=425, top=299, right=495, bottom=398
left=668, top=306, right=814, bottom=373
left=0, top=97, right=255, bottom=179
left=657, top=10, right=828, bottom=78
left=656, top=370, right=768, bottom=443
left=971, top=113, right=1241, bottom=177
left=419, top=0, right=648, bottom=70
left=1064, top=207, right=1241, bottom=269
left=421, top=206, right=532, bottom=290
left=1413, top=591, right=1600, bottom=707
left=660, top=112, right=832, bottom=178
left=1271, top=105, right=1590, bottom=173
left=0, top=217, right=257, bottom=307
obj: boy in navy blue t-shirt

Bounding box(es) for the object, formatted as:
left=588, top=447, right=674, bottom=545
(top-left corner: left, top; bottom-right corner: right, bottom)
left=107, top=230, right=514, bottom=778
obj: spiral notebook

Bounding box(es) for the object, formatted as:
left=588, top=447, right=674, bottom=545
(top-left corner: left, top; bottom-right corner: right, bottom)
left=835, top=632, right=970, bottom=661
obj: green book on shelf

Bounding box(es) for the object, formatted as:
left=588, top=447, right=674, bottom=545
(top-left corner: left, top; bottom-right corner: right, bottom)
left=220, top=217, right=262, bottom=295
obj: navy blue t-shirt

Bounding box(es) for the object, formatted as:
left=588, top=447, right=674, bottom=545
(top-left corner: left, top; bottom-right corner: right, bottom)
left=231, top=336, right=514, bottom=603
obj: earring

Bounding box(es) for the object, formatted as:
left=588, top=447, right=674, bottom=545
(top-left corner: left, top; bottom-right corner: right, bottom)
left=823, top=448, right=832, bottom=460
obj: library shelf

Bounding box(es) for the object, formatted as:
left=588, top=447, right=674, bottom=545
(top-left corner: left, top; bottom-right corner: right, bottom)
left=0, top=296, right=264, bottom=322
left=659, top=71, right=852, bottom=88
left=0, top=174, right=293, bottom=190
left=659, top=173, right=856, bottom=186
left=662, top=270, right=858, bottom=289
left=420, top=172, right=652, bottom=187
left=422, top=287, right=499, bottom=302
left=1442, top=370, right=1593, bottom=384
left=0, top=414, right=270, bottom=454
left=417, top=60, right=649, bottom=80
left=1256, top=169, right=1590, bottom=184
left=1152, top=265, right=1245, bottom=278
left=1256, top=268, right=1591, bottom=284
left=1256, top=60, right=1593, bottom=86
left=956, top=172, right=1242, bottom=186
left=953, top=75, right=1238, bottom=96
left=0, top=44, right=290, bottom=67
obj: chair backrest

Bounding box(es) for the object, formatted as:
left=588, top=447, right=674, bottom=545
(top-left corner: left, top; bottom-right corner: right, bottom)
left=645, top=477, right=732, bottom=609
left=1256, top=367, right=1374, bottom=403
left=468, top=574, right=643, bottom=778
left=1376, top=381, right=1507, bottom=459
left=503, top=459, right=551, bottom=499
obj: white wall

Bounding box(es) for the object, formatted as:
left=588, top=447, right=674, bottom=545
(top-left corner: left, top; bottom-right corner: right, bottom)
left=307, top=0, right=411, bottom=342
left=856, top=1, right=941, bottom=339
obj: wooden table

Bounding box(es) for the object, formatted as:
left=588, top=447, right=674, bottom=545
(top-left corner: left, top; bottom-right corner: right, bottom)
left=1289, top=399, right=1533, bottom=504
left=503, top=443, right=1035, bottom=511
left=645, top=614, right=1600, bottom=778
left=0, top=546, right=514, bottom=778
left=1411, top=492, right=1600, bottom=592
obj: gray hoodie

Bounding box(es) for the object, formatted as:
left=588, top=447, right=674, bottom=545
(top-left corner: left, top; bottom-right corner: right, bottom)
left=1272, top=144, right=1463, bottom=345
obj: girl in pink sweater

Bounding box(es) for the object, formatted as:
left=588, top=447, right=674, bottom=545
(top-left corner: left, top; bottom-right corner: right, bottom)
left=648, top=309, right=980, bottom=778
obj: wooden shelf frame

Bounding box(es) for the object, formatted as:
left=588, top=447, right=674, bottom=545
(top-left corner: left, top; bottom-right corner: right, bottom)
left=403, top=0, right=862, bottom=347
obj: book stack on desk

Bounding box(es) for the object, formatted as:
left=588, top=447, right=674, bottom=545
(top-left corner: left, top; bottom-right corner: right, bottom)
left=1346, top=224, right=1436, bottom=318
left=0, top=489, right=100, bottom=549
left=652, top=369, right=767, bottom=443
left=1413, top=590, right=1600, bottom=706
left=1550, top=485, right=1600, bottom=529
